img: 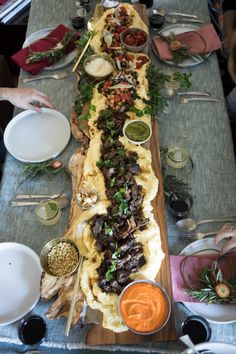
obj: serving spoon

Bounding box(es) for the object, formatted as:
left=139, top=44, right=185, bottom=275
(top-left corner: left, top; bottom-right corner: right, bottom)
left=22, top=72, right=68, bottom=83
left=176, top=217, right=236, bottom=232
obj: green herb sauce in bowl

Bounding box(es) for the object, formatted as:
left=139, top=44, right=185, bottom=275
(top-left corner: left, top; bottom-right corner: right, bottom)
left=123, top=120, right=151, bottom=144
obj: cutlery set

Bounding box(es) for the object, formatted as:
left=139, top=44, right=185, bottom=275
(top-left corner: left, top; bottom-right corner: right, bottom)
left=176, top=216, right=236, bottom=241
left=160, top=88, right=221, bottom=104
left=178, top=92, right=221, bottom=104
left=11, top=193, right=70, bottom=209
left=152, top=8, right=205, bottom=25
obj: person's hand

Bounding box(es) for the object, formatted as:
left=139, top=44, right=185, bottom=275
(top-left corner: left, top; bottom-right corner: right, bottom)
left=214, top=223, right=236, bottom=254
left=4, top=87, right=54, bottom=112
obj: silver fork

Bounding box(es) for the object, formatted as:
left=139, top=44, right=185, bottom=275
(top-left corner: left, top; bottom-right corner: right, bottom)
left=189, top=231, right=218, bottom=241
left=22, top=72, right=68, bottom=83
left=179, top=97, right=221, bottom=104
left=16, top=351, right=48, bottom=354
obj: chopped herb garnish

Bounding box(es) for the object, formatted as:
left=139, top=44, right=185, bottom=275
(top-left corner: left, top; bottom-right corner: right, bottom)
left=105, top=246, right=121, bottom=281
left=104, top=222, right=114, bottom=236
left=110, top=177, right=116, bottom=187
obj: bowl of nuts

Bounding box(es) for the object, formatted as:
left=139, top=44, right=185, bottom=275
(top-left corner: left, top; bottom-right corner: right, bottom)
left=76, top=187, right=98, bottom=209
left=40, top=238, right=80, bottom=277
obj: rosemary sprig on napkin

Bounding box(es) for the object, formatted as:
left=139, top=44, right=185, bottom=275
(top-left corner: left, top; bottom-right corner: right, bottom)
left=160, top=32, right=192, bottom=65
left=160, top=32, right=207, bottom=66
left=186, top=260, right=236, bottom=304
left=26, top=31, right=76, bottom=64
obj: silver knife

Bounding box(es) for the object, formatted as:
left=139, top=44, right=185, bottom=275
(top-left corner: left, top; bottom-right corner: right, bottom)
left=168, top=12, right=199, bottom=19
left=166, top=16, right=205, bottom=24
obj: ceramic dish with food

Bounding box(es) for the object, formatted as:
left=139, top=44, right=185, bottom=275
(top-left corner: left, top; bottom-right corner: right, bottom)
left=118, top=280, right=171, bottom=335
left=76, top=187, right=98, bottom=209
left=120, top=28, right=149, bottom=52
left=123, top=120, right=152, bottom=144
left=83, top=53, right=114, bottom=80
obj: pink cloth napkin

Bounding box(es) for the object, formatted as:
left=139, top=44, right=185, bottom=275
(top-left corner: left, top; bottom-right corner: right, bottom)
left=11, top=24, right=79, bottom=75
left=170, top=253, right=236, bottom=303
left=153, top=24, right=222, bottom=61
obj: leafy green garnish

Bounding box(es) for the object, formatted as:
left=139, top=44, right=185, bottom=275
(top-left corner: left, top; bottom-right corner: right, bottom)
left=114, top=188, right=126, bottom=202
left=144, top=64, right=192, bottom=119
left=117, top=147, right=126, bottom=158
left=96, top=159, right=115, bottom=169
left=114, top=188, right=129, bottom=215
left=110, top=177, right=116, bottom=187
left=172, top=71, right=192, bottom=89
left=75, top=80, right=95, bottom=118
left=75, top=30, right=96, bottom=66
left=144, top=64, right=171, bottom=118
left=48, top=202, right=58, bottom=211
left=105, top=247, right=121, bottom=281
left=104, top=222, right=114, bottom=236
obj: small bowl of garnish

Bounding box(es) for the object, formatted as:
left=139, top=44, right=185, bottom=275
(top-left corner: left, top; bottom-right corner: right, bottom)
left=118, top=279, right=171, bottom=335
left=83, top=54, right=114, bottom=81
left=123, top=120, right=152, bottom=145
left=40, top=238, right=80, bottom=277
left=76, top=187, right=98, bottom=209
left=120, top=28, right=149, bottom=53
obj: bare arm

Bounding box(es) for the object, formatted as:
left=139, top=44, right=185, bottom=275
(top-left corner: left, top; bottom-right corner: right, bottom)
left=214, top=223, right=236, bottom=254
left=222, top=10, right=236, bottom=56
left=0, top=87, right=54, bottom=112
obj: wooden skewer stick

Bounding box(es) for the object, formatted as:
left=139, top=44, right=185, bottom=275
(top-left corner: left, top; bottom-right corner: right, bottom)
left=65, top=256, right=84, bottom=336
left=72, top=36, right=92, bottom=73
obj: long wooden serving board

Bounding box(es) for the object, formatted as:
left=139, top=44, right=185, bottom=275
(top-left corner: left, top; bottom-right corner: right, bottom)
left=86, top=4, right=177, bottom=345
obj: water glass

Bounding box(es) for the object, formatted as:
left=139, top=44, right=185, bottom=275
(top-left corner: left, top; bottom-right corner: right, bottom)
left=35, top=199, right=61, bottom=226
left=160, top=88, right=178, bottom=115
left=166, top=144, right=190, bottom=169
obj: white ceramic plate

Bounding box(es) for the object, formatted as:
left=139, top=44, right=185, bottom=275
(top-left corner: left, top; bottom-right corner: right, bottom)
left=181, top=342, right=236, bottom=354
left=180, top=238, right=236, bottom=324
left=4, top=108, right=71, bottom=163
left=0, top=242, right=42, bottom=326
left=23, top=27, right=78, bottom=70
left=153, top=23, right=211, bottom=68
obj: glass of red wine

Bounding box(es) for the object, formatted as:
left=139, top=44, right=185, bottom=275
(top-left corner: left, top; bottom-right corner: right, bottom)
left=182, top=315, right=212, bottom=345
left=18, top=315, right=47, bottom=345
left=167, top=192, right=193, bottom=218
left=148, top=8, right=165, bottom=30
left=70, top=6, right=86, bottom=30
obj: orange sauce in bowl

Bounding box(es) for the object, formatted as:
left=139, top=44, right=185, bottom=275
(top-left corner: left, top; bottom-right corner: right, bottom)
left=119, top=282, right=169, bottom=333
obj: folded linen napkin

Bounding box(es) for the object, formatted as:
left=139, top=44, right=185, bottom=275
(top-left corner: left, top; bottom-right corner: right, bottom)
left=11, top=24, right=78, bottom=75
left=170, top=253, right=236, bottom=303
left=153, top=24, right=222, bottom=61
